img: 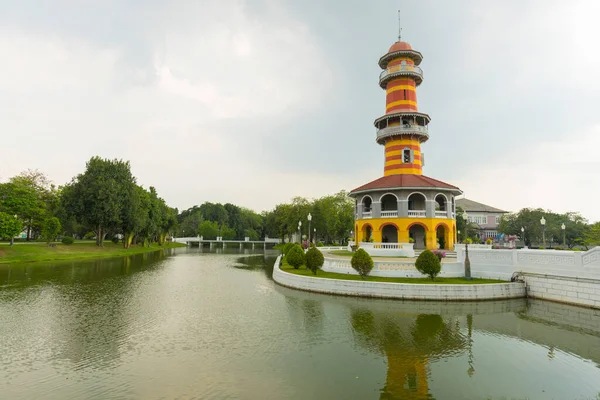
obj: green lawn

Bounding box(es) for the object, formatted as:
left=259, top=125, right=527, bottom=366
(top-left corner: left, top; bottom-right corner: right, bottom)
left=280, top=261, right=506, bottom=284
left=329, top=250, right=408, bottom=258
left=0, top=241, right=186, bottom=264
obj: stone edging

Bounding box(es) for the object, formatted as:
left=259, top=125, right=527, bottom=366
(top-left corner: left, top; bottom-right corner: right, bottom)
left=272, top=256, right=526, bottom=301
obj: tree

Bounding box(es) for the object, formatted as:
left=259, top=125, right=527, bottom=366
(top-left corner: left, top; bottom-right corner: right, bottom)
left=0, top=180, right=45, bottom=240
left=583, top=222, right=600, bottom=248
left=198, top=220, right=219, bottom=239
left=61, top=157, right=135, bottom=247
left=286, top=244, right=306, bottom=269
left=0, top=212, right=23, bottom=243
left=415, top=250, right=442, bottom=281
left=305, top=247, right=324, bottom=275
left=498, top=208, right=590, bottom=248
left=351, top=248, right=374, bottom=279
left=41, top=217, right=62, bottom=245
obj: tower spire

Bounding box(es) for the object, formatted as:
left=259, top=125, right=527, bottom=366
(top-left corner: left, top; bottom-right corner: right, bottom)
left=398, top=10, right=402, bottom=41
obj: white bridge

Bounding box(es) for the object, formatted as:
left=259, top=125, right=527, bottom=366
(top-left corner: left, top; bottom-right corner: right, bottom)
left=173, top=236, right=281, bottom=249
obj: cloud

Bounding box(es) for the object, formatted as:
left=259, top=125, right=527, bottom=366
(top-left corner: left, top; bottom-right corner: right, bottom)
left=0, top=1, right=599, bottom=222
left=0, top=1, right=338, bottom=212
left=453, top=125, right=600, bottom=222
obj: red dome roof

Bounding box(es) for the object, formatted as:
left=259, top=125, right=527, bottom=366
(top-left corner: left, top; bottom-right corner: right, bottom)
left=388, top=41, right=412, bottom=53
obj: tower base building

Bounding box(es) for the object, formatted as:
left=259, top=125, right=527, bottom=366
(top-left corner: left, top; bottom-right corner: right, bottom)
left=349, top=37, right=462, bottom=254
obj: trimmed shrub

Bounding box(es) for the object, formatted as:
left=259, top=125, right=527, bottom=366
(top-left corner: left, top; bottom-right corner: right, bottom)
left=317, top=242, right=324, bottom=247
left=286, top=244, right=306, bottom=269
left=61, top=236, right=74, bottom=245
left=415, top=250, right=441, bottom=281
left=305, top=247, right=324, bottom=275
left=351, top=248, right=374, bottom=279
left=112, top=236, right=120, bottom=244
left=282, top=242, right=295, bottom=255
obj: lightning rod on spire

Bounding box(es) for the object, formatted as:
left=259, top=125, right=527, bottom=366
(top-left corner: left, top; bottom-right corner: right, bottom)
left=398, top=10, right=402, bottom=41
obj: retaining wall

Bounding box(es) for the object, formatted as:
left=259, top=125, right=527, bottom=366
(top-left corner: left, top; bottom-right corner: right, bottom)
left=273, top=256, right=525, bottom=301
left=457, top=247, right=600, bottom=309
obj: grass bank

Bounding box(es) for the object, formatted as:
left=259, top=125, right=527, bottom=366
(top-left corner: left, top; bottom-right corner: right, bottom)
left=0, top=241, right=187, bottom=264
left=280, top=260, right=505, bottom=284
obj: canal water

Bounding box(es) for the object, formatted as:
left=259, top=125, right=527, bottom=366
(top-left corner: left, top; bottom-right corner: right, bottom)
left=1, top=247, right=600, bottom=399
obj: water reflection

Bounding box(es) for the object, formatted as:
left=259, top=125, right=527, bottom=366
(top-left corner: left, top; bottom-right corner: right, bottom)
left=351, top=308, right=467, bottom=398
left=1, top=249, right=599, bottom=399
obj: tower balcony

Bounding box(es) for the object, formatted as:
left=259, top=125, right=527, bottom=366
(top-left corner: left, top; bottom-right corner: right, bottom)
left=376, top=124, right=429, bottom=144
left=379, top=64, right=423, bottom=88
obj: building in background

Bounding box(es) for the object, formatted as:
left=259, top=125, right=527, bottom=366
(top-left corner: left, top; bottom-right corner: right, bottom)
left=456, top=198, right=508, bottom=241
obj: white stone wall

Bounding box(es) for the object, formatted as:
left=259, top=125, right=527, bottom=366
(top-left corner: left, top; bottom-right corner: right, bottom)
left=524, top=275, right=600, bottom=309
left=456, top=247, right=600, bottom=309
left=273, top=256, right=525, bottom=301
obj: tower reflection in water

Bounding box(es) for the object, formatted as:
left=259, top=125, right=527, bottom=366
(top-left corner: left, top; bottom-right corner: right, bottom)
left=351, top=309, right=471, bottom=399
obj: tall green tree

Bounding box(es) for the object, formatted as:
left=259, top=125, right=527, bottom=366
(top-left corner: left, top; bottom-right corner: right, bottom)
left=41, top=217, right=62, bottom=245
left=0, top=212, right=23, bottom=244
left=62, top=157, right=135, bottom=247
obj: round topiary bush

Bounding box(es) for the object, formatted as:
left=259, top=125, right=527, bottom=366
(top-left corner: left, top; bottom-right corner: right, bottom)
left=415, top=250, right=442, bottom=281
left=111, top=236, right=120, bottom=244
left=305, top=247, right=324, bottom=275
left=282, top=242, right=295, bottom=255
left=61, top=236, right=74, bottom=245
left=351, top=248, right=374, bottom=279
left=286, top=244, right=306, bottom=269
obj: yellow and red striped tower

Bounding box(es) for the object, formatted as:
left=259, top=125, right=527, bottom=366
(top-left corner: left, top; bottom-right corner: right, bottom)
left=349, top=27, right=462, bottom=252
left=376, top=41, right=428, bottom=176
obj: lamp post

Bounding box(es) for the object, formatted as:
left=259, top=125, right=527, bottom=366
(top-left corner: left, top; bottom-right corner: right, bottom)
left=521, top=227, right=525, bottom=249
left=307, top=213, right=312, bottom=244
left=540, top=216, right=546, bottom=249
left=298, top=221, right=302, bottom=244
left=314, top=228, right=316, bottom=245
left=462, top=212, right=471, bottom=280
left=561, top=223, right=566, bottom=247
left=457, top=230, right=461, bottom=244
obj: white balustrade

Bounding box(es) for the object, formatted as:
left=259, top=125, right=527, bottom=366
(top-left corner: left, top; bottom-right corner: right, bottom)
left=408, top=210, right=426, bottom=218
left=379, top=64, right=423, bottom=83
left=381, top=210, right=398, bottom=218
left=435, top=210, right=447, bottom=218
left=376, top=125, right=429, bottom=142
left=359, top=242, right=415, bottom=257
left=362, top=211, right=372, bottom=219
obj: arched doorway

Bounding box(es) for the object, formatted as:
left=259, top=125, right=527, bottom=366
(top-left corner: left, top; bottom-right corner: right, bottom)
left=380, top=194, right=398, bottom=217
left=362, top=196, right=373, bottom=215
left=408, top=193, right=426, bottom=217
left=436, top=224, right=450, bottom=250
left=435, top=194, right=447, bottom=218
left=382, top=224, right=398, bottom=243
left=362, top=224, right=373, bottom=242
left=409, top=224, right=426, bottom=249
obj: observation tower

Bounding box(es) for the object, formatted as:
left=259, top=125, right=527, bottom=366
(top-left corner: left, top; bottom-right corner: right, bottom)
left=349, top=26, right=462, bottom=253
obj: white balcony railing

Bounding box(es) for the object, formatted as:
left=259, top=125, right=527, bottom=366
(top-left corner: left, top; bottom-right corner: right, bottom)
left=379, top=64, right=423, bottom=85
left=381, top=210, right=398, bottom=218
left=376, top=125, right=429, bottom=142
left=435, top=210, right=447, bottom=218
left=408, top=210, right=426, bottom=218
left=362, top=211, right=372, bottom=219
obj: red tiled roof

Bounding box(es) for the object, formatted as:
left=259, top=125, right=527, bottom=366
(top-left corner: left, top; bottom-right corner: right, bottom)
left=350, top=174, right=461, bottom=194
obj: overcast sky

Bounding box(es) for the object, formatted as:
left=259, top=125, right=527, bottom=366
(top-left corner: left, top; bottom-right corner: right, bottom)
left=1, top=0, right=599, bottom=222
